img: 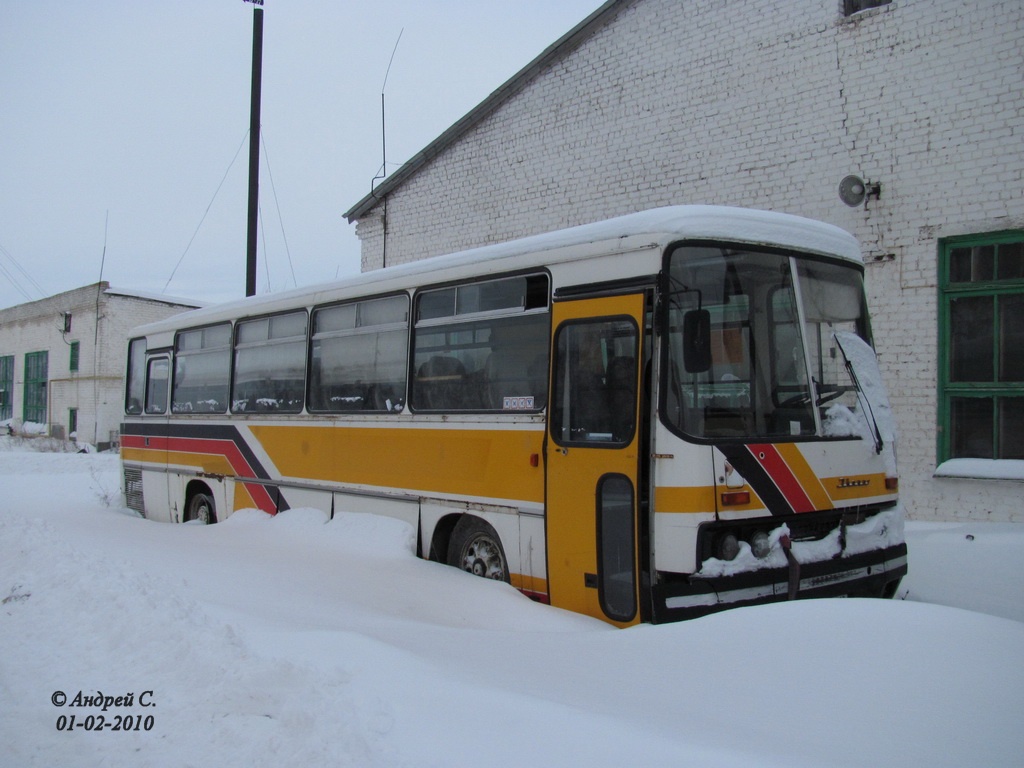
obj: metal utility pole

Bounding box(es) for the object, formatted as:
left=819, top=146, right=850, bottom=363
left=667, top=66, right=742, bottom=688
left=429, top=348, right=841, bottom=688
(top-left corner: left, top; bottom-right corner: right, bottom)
left=244, top=0, right=264, bottom=297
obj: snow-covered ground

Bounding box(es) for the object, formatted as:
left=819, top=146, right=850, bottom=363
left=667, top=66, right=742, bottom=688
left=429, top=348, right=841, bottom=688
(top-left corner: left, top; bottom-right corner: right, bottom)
left=2, top=446, right=1022, bottom=767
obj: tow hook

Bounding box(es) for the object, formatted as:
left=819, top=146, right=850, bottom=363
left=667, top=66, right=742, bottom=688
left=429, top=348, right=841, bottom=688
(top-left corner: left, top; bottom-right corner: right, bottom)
left=780, top=534, right=801, bottom=600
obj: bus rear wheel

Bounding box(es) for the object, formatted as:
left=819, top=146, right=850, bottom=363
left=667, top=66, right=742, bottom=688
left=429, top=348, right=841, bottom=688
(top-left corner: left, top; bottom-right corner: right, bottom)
left=185, top=492, right=216, bottom=525
left=447, top=517, right=509, bottom=583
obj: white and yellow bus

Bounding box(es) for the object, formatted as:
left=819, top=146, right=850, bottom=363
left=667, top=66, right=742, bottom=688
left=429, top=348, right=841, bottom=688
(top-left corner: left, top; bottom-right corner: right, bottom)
left=121, top=206, right=906, bottom=625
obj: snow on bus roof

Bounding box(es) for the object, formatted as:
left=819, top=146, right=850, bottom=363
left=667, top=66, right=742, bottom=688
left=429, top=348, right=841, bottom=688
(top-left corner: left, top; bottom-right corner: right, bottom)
left=134, top=206, right=862, bottom=334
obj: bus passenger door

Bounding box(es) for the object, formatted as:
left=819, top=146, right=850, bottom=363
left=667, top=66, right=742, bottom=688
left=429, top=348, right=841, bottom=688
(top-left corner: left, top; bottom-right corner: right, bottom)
left=546, top=293, right=645, bottom=626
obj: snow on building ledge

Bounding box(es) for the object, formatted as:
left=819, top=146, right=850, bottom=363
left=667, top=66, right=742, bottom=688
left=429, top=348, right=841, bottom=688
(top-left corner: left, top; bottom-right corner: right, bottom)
left=934, top=459, right=1024, bottom=483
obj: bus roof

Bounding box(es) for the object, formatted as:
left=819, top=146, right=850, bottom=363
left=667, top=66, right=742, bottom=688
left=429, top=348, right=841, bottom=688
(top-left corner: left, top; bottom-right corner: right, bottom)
left=134, top=206, right=862, bottom=338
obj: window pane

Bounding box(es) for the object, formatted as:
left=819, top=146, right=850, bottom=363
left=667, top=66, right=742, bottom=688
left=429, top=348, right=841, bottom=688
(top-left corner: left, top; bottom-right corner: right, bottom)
left=999, top=398, right=1024, bottom=460
left=598, top=474, right=636, bottom=622
left=310, top=297, right=409, bottom=413
left=232, top=312, right=307, bottom=413
left=844, top=0, right=890, bottom=15
left=664, top=247, right=864, bottom=439
left=412, top=277, right=549, bottom=413
left=999, top=294, right=1024, bottom=381
left=996, top=242, right=1024, bottom=281
left=315, top=303, right=357, bottom=333
left=205, top=324, right=231, bottom=348
left=172, top=323, right=231, bottom=414
left=125, top=339, right=147, bottom=414
left=237, top=317, right=269, bottom=344
left=950, top=245, right=996, bottom=283
left=310, top=327, right=408, bottom=412
left=551, top=319, right=637, bottom=443
left=950, top=397, right=993, bottom=459
left=413, top=313, right=549, bottom=412
left=23, top=351, right=48, bottom=424
left=145, top=358, right=169, bottom=415
left=418, top=288, right=456, bottom=321
left=271, top=312, right=306, bottom=339
left=949, top=296, right=994, bottom=381
left=0, top=356, right=13, bottom=421
left=359, top=294, right=407, bottom=326
left=177, top=329, right=202, bottom=351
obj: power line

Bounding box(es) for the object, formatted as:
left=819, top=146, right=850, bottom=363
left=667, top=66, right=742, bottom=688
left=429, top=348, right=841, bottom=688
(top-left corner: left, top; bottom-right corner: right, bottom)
left=260, top=130, right=297, bottom=289
left=162, top=130, right=249, bottom=293
left=0, top=241, right=47, bottom=302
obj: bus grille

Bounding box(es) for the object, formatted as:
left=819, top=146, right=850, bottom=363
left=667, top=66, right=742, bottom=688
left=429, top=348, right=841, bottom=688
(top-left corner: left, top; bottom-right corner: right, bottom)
left=123, top=467, right=144, bottom=514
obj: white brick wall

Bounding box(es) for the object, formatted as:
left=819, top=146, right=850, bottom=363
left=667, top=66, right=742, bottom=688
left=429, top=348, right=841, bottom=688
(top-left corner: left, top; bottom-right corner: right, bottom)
left=352, top=0, right=1024, bottom=521
left=0, top=284, right=197, bottom=448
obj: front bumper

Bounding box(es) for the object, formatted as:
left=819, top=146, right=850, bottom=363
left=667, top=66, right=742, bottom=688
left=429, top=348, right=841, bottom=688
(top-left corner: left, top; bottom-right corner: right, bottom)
left=650, top=542, right=908, bottom=623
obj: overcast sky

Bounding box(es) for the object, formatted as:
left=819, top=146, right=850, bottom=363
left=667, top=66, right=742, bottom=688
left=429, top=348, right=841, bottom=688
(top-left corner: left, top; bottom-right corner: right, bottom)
left=0, top=0, right=603, bottom=310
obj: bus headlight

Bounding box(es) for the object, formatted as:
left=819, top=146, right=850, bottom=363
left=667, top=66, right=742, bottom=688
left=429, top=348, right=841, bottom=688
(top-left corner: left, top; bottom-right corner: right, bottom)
left=716, top=533, right=740, bottom=561
left=750, top=531, right=771, bottom=559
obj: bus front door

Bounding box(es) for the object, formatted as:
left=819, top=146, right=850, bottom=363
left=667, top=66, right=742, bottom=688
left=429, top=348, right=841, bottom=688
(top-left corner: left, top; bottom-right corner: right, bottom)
left=546, top=293, right=645, bottom=626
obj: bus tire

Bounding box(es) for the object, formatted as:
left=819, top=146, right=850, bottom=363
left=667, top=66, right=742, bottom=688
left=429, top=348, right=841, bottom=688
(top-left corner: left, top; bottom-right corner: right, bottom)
left=447, top=516, right=509, bottom=583
left=185, top=492, right=217, bottom=525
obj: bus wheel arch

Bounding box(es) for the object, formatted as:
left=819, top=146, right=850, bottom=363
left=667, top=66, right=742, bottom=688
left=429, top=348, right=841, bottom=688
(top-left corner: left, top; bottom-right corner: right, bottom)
left=446, top=515, right=510, bottom=583
left=184, top=481, right=217, bottom=525
left=428, top=514, right=461, bottom=563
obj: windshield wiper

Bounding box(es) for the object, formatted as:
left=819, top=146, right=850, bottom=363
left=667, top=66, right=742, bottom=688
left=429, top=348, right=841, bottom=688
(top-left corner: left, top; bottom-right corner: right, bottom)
left=841, top=357, right=883, bottom=454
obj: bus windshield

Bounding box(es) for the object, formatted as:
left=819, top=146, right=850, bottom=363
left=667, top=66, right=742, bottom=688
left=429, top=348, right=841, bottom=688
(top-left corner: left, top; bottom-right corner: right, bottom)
left=663, top=244, right=871, bottom=440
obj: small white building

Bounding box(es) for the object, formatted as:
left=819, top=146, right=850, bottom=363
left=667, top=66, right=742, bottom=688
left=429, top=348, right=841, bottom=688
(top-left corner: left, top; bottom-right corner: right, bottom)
left=343, top=0, right=1024, bottom=522
left=0, top=283, right=199, bottom=449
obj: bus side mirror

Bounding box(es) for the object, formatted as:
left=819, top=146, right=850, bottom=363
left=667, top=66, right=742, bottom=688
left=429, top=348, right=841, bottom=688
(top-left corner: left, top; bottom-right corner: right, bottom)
left=683, top=309, right=711, bottom=373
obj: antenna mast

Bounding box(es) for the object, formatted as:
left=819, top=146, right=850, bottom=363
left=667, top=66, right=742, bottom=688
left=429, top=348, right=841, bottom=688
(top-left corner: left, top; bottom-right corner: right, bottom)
left=373, top=29, right=403, bottom=192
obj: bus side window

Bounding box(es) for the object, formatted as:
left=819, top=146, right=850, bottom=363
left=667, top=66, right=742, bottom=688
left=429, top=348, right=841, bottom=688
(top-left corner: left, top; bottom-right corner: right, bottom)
left=232, top=311, right=308, bottom=413
left=172, top=324, right=231, bottom=414
left=412, top=274, right=549, bottom=413
left=145, top=357, right=169, bottom=415
left=309, top=295, right=409, bottom=413
left=125, top=338, right=147, bottom=415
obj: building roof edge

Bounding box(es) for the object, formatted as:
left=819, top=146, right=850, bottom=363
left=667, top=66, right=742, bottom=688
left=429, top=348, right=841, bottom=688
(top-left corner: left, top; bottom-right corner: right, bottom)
left=342, top=0, right=623, bottom=223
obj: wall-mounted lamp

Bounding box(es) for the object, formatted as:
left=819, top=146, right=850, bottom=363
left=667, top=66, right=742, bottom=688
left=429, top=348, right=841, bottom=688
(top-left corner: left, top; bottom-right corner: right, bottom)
left=838, top=175, right=882, bottom=207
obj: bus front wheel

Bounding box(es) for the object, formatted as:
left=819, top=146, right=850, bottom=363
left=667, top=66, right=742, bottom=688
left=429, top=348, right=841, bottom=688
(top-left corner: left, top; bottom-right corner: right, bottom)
left=447, top=517, right=509, bottom=583
left=185, top=492, right=217, bottom=525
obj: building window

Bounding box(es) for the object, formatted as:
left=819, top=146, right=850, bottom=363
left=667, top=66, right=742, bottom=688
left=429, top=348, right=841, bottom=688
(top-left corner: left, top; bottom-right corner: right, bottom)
left=938, top=232, right=1024, bottom=463
left=0, top=355, right=13, bottom=421
left=68, top=408, right=78, bottom=438
left=23, top=350, right=48, bottom=425
left=843, top=0, right=890, bottom=16
left=69, top=341, right=80, bottom=373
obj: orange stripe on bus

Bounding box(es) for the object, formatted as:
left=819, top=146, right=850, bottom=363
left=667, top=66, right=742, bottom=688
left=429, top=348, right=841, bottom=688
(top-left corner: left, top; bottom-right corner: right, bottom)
left=772, top=443, right=833, bottom=510
left=249, top=425, right=545, bottom=503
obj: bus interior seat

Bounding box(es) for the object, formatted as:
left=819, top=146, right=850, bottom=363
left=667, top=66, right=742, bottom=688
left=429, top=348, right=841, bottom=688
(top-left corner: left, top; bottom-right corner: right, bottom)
left=606, top=356, right=636, bottom=440
left=416, top=355, right=467, bottom=410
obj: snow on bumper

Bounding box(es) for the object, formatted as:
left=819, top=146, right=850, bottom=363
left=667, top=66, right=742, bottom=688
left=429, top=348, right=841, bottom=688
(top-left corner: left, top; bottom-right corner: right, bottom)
left=651, top=506, right=907, bottom=622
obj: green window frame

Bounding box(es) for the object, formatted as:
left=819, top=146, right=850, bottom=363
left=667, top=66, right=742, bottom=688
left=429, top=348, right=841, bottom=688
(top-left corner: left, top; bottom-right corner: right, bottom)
left=69, top=341, right=80, bottom=373
left=0, top=355, right=13, bottom=421
left=938, top=231, right=1024, bottom=462
left=23, top=350, right=48, bottom=425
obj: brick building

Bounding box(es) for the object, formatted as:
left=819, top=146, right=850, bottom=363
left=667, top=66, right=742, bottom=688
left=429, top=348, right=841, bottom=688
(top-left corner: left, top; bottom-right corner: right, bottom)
left=344, top=0, right=1024, bottom=521
left=0, top=283, right=198, bottom=449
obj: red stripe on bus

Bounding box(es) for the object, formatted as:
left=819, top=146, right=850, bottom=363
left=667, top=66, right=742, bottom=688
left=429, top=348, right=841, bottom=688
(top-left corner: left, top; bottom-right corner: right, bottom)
left=746, top=443, right=815, bottom=513
left=122, top=433, right=277, bottom=514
